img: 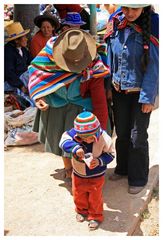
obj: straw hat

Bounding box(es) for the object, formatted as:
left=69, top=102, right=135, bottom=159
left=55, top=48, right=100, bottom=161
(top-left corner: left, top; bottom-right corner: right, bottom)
left=120, top=4, right=150, bottom=8
left=53, top=28, right=97, bottom=73
left=34, top=14, right=60, bottom=30
left=5, top=22, right=30, bottom=42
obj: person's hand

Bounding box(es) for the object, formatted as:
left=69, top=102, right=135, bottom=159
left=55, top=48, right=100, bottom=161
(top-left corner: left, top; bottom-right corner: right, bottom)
left=76, top=148, right=85, bottom=160
left=89, top=158, right=99, bottom=169
left=113, top=82, right=121, bottom=92
left=45, top=4, right=52, bottom=11
left=35, top=97, right=49, bottom=111
left=141, top=103, right=154, bottom=113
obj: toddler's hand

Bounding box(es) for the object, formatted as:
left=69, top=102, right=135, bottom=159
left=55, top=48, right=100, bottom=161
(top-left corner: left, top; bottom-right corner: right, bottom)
left=76, top=148, right=85, bottom=160
left=89, top=158, right=99, bottom=169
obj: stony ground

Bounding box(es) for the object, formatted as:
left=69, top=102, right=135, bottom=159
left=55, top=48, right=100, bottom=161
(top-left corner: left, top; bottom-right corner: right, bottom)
left=133, top=183, right=159, bottom=236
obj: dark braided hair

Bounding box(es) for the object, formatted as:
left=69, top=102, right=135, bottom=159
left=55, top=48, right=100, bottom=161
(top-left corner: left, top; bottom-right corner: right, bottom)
left=135, top=6, right=152, bottom=72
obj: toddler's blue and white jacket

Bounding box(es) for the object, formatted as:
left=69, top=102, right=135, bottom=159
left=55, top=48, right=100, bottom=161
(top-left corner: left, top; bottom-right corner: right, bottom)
left=59, top=128, right=114, bottom=178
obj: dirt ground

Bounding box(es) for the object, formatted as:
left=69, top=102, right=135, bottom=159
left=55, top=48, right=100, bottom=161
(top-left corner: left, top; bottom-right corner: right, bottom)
left=4, top=108, right=159, bottom=236
left=133, top=183, right=159, bottom=236
left=4, top=143, right=159, bottom=236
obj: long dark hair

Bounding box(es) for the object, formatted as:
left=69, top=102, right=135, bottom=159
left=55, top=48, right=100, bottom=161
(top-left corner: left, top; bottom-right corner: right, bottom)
left=135, top=6, right=151, bottom=72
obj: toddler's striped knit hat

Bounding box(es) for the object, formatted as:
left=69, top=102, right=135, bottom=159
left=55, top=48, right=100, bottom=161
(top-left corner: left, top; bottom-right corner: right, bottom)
left=74, top=111, right=100, bottom=138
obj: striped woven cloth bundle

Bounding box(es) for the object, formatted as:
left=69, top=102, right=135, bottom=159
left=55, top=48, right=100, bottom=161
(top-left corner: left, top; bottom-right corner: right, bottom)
left=28, top=37, right=110, bottom=101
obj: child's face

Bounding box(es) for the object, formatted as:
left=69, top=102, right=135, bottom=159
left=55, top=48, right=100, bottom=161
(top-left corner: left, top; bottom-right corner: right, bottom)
left=122, top=7, right=143, bottom=22
left=79, top=135, right=95, bottom=144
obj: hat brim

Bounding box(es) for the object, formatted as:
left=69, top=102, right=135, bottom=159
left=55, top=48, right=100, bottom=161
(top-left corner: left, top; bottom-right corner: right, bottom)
left=5, top=29, right=30, bottom=42
left=52, top=28, right=97, bottom=73
left=34, top=15, right=60, bottom=30
left=120, top=4, right=150, bottom=8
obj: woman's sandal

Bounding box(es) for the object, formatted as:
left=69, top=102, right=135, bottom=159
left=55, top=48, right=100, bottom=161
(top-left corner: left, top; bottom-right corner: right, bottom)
left=88, top=220, right=100, bottom=230
left=76, top=213, right=86, bottom=222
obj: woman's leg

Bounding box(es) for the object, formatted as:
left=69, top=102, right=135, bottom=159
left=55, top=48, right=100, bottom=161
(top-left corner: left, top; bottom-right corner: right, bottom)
left=128, top=97, right=151, bottom=187
left=112, top=90, right=132, bottom=175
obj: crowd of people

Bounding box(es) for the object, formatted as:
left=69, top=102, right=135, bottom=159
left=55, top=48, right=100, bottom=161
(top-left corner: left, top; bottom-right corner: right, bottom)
left=4, top=4, right=13, bottom=21
left=4, top=4, right=159, bottom=231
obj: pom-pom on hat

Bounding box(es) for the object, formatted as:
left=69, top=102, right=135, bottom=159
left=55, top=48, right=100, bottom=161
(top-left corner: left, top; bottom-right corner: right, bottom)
left=74, top=111, right=100, bottom=138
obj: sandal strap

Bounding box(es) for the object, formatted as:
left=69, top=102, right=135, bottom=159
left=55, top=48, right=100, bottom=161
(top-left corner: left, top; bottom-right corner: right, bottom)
left=88, top=220, right=99, bottom=230
left=76, top=213, right=85, bottom=222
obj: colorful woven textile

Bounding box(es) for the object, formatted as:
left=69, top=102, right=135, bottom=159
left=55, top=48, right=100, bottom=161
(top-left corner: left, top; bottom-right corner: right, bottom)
left=28, top=37, right=110, bottom=101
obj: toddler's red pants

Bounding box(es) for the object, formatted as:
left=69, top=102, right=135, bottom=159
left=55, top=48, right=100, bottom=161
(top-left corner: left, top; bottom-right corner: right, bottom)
left=72, top=174, right=105, bottom=222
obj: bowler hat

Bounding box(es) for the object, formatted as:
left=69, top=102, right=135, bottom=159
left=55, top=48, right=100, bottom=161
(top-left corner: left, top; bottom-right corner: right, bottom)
left=34, top=14, right=60, bottom=30
left=52, top=28, right=97, bottom=73
left=62, top=12, right=86, bottom=26
left=5, top=22, right=30, bottom=42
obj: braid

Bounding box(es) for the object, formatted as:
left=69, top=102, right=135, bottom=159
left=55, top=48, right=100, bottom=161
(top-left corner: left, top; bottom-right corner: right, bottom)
left=140, top=6, right=151, bottom=72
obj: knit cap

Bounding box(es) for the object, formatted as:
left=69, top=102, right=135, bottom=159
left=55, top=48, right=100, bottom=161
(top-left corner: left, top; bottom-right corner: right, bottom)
left=74, top=111, right=100, bottom=138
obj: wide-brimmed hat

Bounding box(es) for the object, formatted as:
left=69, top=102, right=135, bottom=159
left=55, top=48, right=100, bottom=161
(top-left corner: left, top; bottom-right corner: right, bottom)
left=53, top=28, right=97, bottom=73
left=34, top=14, right=60, bottom=30
left=5, top=22, right=30, bottom=42
left=120, top=4, right=150, bottom=8
left=62, top=12, right=86, bottom=26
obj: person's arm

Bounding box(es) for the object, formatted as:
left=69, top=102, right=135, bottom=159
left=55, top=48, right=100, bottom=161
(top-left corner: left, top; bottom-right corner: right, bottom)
left=40, top=4, right=46, bottom=13
left=59, top=129, right=82, bottom=154
left=98, top=152, right=114, bottom=166
left=139, top=42, right=159, bottom=105
left=139, top=13, right=159, bottom=106
left=41, top=4, right=52, bottom=15
left=4, top=45, right=24, bottom=89
left=89, top=77, right=108, bottom=130
left=80, top=77, right=108, bottom=130
left=105, top=37, right=113, bottom=88
left=97, top=130, right=115, bottom=166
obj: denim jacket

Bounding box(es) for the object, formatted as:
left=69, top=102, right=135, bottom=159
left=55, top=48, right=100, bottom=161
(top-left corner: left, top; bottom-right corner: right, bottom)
left=106, top=13, right=159, bottom=104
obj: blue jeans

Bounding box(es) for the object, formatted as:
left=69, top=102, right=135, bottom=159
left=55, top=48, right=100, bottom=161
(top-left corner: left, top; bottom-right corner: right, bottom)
left=112, top=89, right=151, bottom=186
